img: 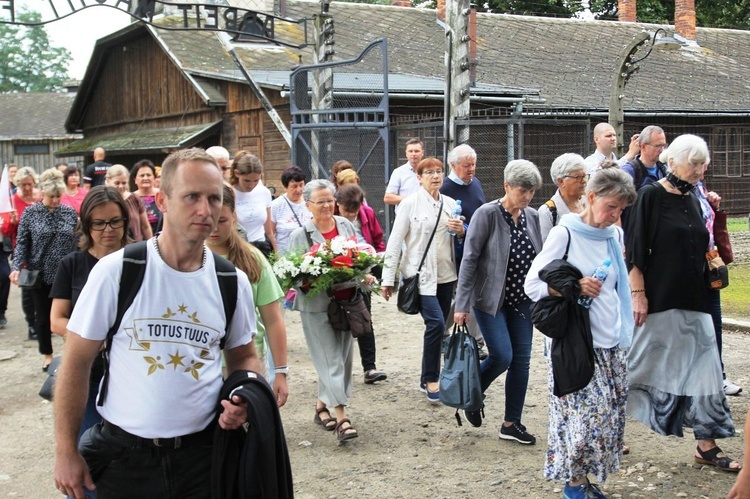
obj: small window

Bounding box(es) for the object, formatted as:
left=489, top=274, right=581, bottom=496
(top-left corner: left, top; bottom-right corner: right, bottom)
left=14, top=143, right=49, bottom=155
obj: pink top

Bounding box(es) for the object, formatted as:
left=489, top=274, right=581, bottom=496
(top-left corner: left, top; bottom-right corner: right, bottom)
left=61, top=189, right=88, bottom=214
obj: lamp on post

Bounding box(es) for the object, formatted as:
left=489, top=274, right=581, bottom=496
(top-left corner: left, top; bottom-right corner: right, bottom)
left=608, top=28, right=682, bottom=155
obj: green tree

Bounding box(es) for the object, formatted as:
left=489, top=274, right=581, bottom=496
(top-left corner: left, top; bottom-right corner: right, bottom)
left=0, top=10, right=71, bottom=93
left=590, top=0, right=750, bottom=29
left=483, top=0, right=583, bottom=17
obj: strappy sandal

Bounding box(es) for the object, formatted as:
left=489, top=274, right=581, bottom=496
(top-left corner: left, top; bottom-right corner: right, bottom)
left=695, top=445, right=742, bottom=472
left=334, top=418, right=358, bottom=442
left=313, top=407, right=337, bottom=431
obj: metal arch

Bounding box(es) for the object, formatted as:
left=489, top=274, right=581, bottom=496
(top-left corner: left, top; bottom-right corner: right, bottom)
left=0, top=0, right=310, bottom=49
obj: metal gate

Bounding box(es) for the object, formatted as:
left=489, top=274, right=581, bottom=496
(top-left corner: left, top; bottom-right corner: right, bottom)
left=290, top=38, right=390, bottom=228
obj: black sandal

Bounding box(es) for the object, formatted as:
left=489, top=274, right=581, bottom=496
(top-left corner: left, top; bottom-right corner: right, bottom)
left=695, top=445, right=741, bottom=472
left=334, top=418, right=358, bottom=442
left=313, top=407, right=337, bottom=431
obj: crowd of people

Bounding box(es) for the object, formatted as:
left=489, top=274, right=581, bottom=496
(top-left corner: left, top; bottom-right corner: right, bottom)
left=0, top=124, right=746, bottom=498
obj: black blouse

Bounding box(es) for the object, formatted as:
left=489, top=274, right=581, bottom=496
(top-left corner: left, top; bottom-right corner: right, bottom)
left=626, top=183, right=709, bottom=314
left=499, top=204, right=536, bottom=309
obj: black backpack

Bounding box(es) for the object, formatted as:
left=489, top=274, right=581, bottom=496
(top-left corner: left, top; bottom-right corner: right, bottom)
left=97, top=241, right=238, bottom=406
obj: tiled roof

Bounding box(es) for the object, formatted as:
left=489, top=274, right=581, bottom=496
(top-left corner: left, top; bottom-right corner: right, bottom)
left=55, top=121, right=222, bottom=157
left=75, top=1, right=750, bottom=121
left=0, top=93, right=80, bottom=140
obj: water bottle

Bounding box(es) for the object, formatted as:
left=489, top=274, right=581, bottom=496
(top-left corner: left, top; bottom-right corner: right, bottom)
left=577, top=259, right=611, bottom=309
left=447, top=200, right=462, bottom=236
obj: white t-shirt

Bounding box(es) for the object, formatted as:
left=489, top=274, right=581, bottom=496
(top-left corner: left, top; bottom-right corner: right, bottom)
left=584, top=150, right=629, bottom=175
left=234, top=183, right=272, bottom=242
left=67, top=242, right=257, bottom=439
left=386, top=162, right=420, bottom=214
left=271, top=194, right=312, bottom=254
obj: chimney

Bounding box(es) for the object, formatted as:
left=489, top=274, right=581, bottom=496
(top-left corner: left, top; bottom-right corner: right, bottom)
left=675, top=0, right=696, bottom=42
left=437, top=0, right=445, bottom=21
left=618, top=0, right=636, bottom=22
left=391, top=0, right=412, bottom=6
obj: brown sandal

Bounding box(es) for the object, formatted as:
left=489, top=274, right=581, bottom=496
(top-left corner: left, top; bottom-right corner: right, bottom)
left=334, top=418, right=358, bottom=442
left=313, top=407, right=337, bottom=431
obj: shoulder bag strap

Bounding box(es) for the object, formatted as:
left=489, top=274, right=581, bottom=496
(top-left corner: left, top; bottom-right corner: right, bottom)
left=562, top=226, right=571, bottom=261
left=212, top=252, right=238, bottom=350
left=98, top=240, right=148, bottom=406
left=283, top=195, right=304, bottom=227
left=417, top=197, right=443, bottom=272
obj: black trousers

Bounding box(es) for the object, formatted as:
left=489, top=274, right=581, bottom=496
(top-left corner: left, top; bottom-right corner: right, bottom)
left=79, top=422, right=213, bottom=499
left=21, top=287, right=35, bottom=328
left=30, top=283, right=53, bottom=355
left=0, top=250, right=10, bottom=315
left=357, top=291, right=377, bottom=372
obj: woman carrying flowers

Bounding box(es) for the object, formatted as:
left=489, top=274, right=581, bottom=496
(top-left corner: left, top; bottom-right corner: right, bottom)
left=286, top=179, right=376, bottom=442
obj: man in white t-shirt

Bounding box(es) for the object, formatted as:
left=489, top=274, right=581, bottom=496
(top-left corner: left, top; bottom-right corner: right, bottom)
left=384, top=138, right=424, bottom=214
left=54, top=148, right=259, bottom=499
left=583, top=123, right=640, bottom=175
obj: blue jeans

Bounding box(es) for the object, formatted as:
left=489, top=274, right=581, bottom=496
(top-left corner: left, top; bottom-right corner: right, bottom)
left=473, top=299, right=533, bottom=423
left=419, top=282, right=455, bottom=384
left=707, top=288, right=725, bottom=379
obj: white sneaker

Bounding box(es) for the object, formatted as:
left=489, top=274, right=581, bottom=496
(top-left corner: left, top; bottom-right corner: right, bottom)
left=724, top=379, right=743, bottom=396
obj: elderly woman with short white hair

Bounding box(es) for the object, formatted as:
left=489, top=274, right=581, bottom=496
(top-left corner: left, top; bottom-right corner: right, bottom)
left=538, top=153, right=587, bottom=242
left=627, top=134, right=740, bottom=472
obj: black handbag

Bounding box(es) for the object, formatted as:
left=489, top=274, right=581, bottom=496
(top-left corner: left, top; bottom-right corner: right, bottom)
left=39, top=356, right=62, bottom=401
left=18, top=268, right=41, bottom=289
left=397, top=198, right=443, bottom=315
left=18, top=234, right=56, bottom=289
left=327, top=289, right=373, bottom=338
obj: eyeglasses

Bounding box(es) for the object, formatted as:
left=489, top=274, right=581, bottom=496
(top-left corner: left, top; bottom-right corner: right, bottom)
left=310, top=199, right=335, bottom=206
left=90, top=218, right=127, bottom=231
left=644, top=142, right=667, bottom=149
left=421, top=170, right=444, bottom=177
left=563, top=174, right=588, bottom=182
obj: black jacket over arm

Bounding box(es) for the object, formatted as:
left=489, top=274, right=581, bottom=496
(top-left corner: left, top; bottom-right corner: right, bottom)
left=212, top=371, right=294, bottom=499
left=531, top=259, right=595, bottom=397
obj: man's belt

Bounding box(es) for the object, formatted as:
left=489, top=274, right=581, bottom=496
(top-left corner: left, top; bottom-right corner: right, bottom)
left=102, top=420, right=214, bottom=450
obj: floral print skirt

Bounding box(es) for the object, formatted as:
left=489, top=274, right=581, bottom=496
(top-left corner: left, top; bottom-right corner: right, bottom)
left=544, top=346, right=628, bottom=483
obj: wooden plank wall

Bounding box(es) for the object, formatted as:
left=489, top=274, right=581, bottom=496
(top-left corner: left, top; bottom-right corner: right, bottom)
left=80, top=35, right=211, bottom=134
left=222, top=81, right=292, bottom=195
left=1, top=139, right=84, bottom=173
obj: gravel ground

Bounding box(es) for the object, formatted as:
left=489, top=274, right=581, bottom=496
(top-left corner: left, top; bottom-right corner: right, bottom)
left=1, top=282, right=750, bottom=498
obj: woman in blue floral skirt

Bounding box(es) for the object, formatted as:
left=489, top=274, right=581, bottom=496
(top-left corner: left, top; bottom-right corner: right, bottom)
left=525, top=168, right=637, bottom=499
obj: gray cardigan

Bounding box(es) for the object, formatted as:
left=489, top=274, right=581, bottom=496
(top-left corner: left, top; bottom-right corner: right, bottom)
left=455, top=201, right=543, bottom=316
left=287, top=216, right=357, bottom=313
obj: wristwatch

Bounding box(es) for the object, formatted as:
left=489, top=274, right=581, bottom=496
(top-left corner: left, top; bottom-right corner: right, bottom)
left=274, top=366, right=289, bottom=377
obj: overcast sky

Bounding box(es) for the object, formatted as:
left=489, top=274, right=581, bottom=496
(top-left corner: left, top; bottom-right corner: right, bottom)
left=15, top=2, right=132, bottom=80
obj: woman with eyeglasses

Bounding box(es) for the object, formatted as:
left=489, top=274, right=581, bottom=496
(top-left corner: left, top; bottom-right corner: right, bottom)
left=381, top=158, right=464, bottom=404
left=538, top=153, right=587, bottom=242
left=50, top=186, right=130, bottom=498
left=9, top=169, right=78, bottom=371
left=288, top=179, right=365, bottom=442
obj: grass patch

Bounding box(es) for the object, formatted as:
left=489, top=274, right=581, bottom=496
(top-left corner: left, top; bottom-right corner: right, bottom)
left=723, top=263, right=750, bottom=318
left=727, top=217, right=748, bottom=233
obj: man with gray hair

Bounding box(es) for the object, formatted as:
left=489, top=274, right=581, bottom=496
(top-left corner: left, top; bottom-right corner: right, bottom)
left=621, top=125, right=668, bottom=192
left=584, top=122, right=639, bottom=175
left=440, top=144, right=487, bottom=358
left=206, top=145, right=232, bottom=181
left=440, top=144, right=486, bottom=226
